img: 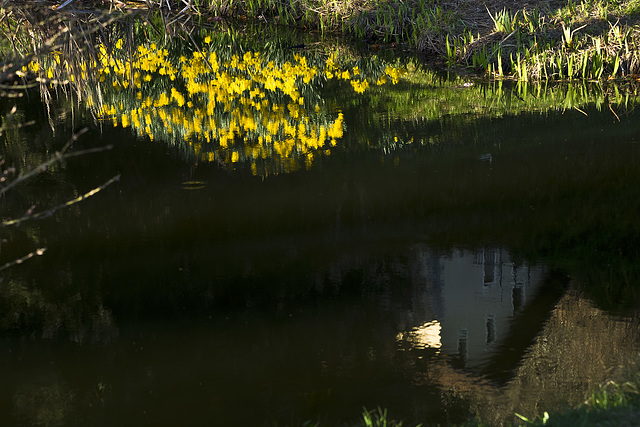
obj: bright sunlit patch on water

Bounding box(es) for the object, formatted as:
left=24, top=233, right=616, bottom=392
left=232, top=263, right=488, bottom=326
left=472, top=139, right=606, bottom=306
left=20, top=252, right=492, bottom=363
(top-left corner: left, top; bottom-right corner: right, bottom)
left=397, top=320, right=442, bottom=351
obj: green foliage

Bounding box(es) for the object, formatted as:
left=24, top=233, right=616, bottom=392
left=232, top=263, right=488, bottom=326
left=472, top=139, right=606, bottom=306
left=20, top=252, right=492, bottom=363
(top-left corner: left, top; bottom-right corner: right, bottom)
left=489, top=8, right=520, bottom=34
left=507, top=366, right=640, bottom=426
left=587, top=380, right=639, bottom=409
left=625, top=0, right=640, bottom=14
left=561, top=23, right=586, bottom=51
left=360, top=407, right=422, bottom=427
left=521, top=8, right=544, bottom=33
left=514, top=411, right=550, bottom=425
left=10, top=0, right=640, bottom=82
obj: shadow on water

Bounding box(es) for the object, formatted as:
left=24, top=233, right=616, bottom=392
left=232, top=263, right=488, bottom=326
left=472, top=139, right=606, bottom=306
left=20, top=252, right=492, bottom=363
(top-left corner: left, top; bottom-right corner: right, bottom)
left=1, top=5, right=640, bottom=426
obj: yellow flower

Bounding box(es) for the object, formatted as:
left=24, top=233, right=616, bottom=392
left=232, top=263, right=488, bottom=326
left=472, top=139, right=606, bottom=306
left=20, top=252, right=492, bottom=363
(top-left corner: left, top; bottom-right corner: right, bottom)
left=350, top=79, right=369, bottom=94
left=376, top=75, right=388, bottom=85
left=171, top=87, right=186, bottom=106
left=327, top=113, right=344, bottom=140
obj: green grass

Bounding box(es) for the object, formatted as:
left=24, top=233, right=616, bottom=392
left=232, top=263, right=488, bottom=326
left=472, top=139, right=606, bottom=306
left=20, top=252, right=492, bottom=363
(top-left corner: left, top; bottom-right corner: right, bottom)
left=354, top=365, right=640, bottom=427
left=300, top=380, right=640, bottom=426
left=510, top=378, right=640, bottom=426
left=7, top=0, right=640, bottom=80
left=329, top=373, right=640, bottom=426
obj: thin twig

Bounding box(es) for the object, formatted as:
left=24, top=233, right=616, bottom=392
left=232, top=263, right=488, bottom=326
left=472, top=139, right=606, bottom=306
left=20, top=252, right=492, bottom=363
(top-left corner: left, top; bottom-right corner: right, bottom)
left=0, top=128, right=114, bottom=198
left=2, top=174, right=121, bottom=227
left=0, top=82, right=40, bottom=89
left=609, top=102, right=620, bottom=121
left=574, top=106, right=588, bottom=116
left=54, top=0, right=76, bottom=10
left=182, top=23, right=213, bottom=72
left=0, top=247, right=46, bottom=273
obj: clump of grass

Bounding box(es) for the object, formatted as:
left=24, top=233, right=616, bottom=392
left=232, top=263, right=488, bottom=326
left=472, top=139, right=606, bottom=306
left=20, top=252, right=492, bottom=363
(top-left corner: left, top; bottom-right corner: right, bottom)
left=587, top=379, right=640, bottom=409
left=489, top=7, right=520, bottom=34
left=510, top=364, right=640, bottom=426
left=440, top=0, right=640, bottom=82
left=359, top=407, right=421, bottom=427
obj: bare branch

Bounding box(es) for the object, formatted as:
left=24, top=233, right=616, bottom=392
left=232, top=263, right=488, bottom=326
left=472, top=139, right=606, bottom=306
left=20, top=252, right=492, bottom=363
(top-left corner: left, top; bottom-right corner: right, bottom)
left=0, top=247, right=46, bottom=273
left=1, top=174, right=121, bottom=227
left=0, top=127, right=114, bottom=197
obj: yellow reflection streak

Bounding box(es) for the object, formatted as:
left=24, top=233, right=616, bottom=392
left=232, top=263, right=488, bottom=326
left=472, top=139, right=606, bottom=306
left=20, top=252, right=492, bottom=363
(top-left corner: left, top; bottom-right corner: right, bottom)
left=397, top=320, right=442, bottom=351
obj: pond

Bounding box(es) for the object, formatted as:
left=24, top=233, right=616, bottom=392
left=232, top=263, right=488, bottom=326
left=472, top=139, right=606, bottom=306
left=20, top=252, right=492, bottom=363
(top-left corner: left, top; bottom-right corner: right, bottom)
left=1, top=11, right=640, bottom=426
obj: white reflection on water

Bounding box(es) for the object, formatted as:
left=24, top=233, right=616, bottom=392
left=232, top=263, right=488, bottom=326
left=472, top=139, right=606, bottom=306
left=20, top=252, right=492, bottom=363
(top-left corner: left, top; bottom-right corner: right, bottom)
left=398, top=246, right=547, bottom=370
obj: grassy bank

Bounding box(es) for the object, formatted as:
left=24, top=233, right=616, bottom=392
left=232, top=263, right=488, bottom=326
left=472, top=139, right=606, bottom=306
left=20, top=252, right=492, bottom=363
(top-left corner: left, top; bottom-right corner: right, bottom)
left=17, top=0, right=640, bottom=81
left=198, top=0, right=640, bottom=81
left=503, top=368, right=640, bottom=427
left=346, top=367, right=640, bottom=426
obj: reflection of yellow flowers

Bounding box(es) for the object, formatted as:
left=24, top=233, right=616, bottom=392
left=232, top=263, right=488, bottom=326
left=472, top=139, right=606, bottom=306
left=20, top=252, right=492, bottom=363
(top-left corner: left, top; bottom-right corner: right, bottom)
left=351, top=79, right=369, bottom=94
left=385, top=65, right=405, bottom=84
left=170, top=88, right=185, bottom=107
left=327, top=112, right=344, bottom=143
left=87, top=38, right=404, bottom=175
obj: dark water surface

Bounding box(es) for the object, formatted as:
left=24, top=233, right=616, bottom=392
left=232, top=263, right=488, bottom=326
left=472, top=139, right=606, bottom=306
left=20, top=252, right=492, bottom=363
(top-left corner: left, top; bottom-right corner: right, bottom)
left=1, top=34, right=640, bottom=426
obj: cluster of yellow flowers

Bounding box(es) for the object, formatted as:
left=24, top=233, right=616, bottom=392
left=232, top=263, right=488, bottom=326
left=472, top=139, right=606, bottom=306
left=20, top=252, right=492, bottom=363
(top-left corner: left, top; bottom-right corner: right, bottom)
left=20, top=50, right=91, bottom=82
left=26, top=36, right=405, bottom=175
left=98, top=41, right=179, bottom=90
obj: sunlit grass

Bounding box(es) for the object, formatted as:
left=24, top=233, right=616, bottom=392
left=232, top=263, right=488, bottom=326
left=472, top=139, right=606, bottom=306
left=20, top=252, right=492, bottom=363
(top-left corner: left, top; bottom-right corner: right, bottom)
left=7, top=0, right=640, bottom=81
left=510, top=374, right=640, bottom=426
left=146, top=0, right=640, bottom=82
